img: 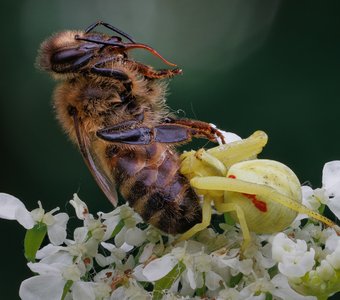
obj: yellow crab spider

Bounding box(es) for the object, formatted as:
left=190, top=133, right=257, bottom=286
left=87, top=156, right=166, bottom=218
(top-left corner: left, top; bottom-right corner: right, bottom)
left=178, top=130, right=340, bottom=249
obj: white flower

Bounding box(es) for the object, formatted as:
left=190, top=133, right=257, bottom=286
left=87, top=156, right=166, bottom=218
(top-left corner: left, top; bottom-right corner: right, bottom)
left=114, top=225, right=147, bottom=248
left=110, top=279, right=150, bottom=300
left=238, top=274, right=317, bottom=300
left=217, top=287, right=240, bottom=300
left=322, top=160, right=340, bottom=218
left=30, top=201, right=69, bottom=245
left=6, top=157, right=340, bottom=300
left=19, top=274, right=66, bottom=300
left=19, top=261, right=93, bottom=300
left=92, top=269, right=115, bottom=298
left=205, top=270, right=223, bottom=291
left=98, top=209, right=122, bottom=241
left=220, top=256, right=253, bottom=276
left=0, top=194, right=68, bottom=245
left=70, top=193, right=90, bottom=220
left=297, top=161, right=340, bottom=224
left=297, top=186, right=323, bottom=222
left=65, top=227, right=99, bottom=260
left=125, top=227, right=147, bottom=246
left=142, top=253, right=178, bottom=281
left=272, top=233, right=315, bottom=278
left=315, top=260, right=336, bottom=281
left=139, top=243, right=155, bottom=263
left=84, top=217, right=106, bottom=241
left=209, top=123, right=242, bottom=145
left=326, top=239, right=340, bottom=270
left=269, top=274, right=316, bottom=300
left=325, top=231, right=340, bottom=252
left=96, top=241, right=132, bottom=267
left=71, top=281, right=96, bottom=300
left=0, top=193, right=34, bottom=229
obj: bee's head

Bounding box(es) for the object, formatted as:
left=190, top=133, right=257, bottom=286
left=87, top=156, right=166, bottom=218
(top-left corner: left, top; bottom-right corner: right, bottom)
left=37, top=30, right=112, bottom=76
left=37, top=24, right=177, bottom=79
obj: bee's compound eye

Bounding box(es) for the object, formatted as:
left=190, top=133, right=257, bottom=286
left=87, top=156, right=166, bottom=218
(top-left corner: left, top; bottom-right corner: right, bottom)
left=51, top=49, right=85, bottom=64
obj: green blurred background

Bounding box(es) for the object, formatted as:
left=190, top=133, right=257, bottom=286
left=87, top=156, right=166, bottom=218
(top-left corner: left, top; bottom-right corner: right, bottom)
left=1, top=1, right=340, bottom=299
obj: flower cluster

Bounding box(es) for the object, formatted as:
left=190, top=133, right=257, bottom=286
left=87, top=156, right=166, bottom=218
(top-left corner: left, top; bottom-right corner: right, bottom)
left=0, top=161, right=340, bottom=299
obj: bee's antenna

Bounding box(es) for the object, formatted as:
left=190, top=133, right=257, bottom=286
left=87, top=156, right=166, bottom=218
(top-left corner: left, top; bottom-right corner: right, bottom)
left=75, top=35, right=178, bottom=67
left=85, top=21, right=136, bottom=43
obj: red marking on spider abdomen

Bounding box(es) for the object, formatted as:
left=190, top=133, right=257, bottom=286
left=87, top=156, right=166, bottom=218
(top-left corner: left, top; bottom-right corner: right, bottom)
left=242, top=193, right=267, bottom=212
left=228, top=174, right=267, bottom=212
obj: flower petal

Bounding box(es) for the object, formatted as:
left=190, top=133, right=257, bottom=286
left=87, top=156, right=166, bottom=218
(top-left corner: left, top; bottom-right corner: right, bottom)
left=125, top=227, right=146, bottom=246
left=209, top=124, right=241, bottom=145
left=36, top=244, right=63, bottom=260
left=16, top=206, right=35, bottom=229
left=47, top=213, right=69, bottom=245
left=72, top=281, right=95, bottom=300
left=271, top=274, right=316, bottom=300
left=133, top=264, right=149, bottom=281
left=0, top=193, right=34, bottom=228
left=0, top=193, right=26, bottom=219
left=327, top=195, right=340, bottom=220
left=70, top=194, right=89, bottom=220
left=73, top=226, right=88, bottom=243
left=322, top=161, right=340, bottom=192
left=27, top=262, right=64, bottom=275
left=139, top=243, right=155, bottom=263
left=205, top=270, right=223, bottom=291
left=142, top=254, right=178, bottom=281
left=19, top=274, right=65, bottom=300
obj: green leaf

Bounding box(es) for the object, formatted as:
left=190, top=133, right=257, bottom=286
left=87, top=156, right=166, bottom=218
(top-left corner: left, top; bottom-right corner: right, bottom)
left=110, top=219, right=124, bottom=238
left=152, top=261, right=185, bottom=300
left=318, top=203, right=326, bottom=215
left=223, top=212, right=236, bottom=226
left=229, top=272, right=243, bottom=288
left=61, top=280, right=73, bottom=300
left=268, top=265, right=278, bottom=278
left=24, top=222, right=47, bottom=262
left=195, top=283, right=207, bottom=297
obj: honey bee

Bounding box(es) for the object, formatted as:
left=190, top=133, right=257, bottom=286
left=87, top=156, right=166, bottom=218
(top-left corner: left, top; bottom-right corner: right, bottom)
left=37, top=21, right=225, bottom=234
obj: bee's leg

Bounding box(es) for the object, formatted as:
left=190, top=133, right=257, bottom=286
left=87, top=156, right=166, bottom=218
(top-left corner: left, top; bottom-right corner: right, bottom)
left=162, top=118, right=226, bottom=144
left=126, top=60, right=182, bottom=79
left=53, top=51, right=95, bottom=72
left=98, top=124, right=191, bottom=145
left=97, top=113, right=144, bottom=133
left=97, top=127, right=152, bottom=145
left=91, top=60, right=132, bottom=101
left=97, top=122, right=222, bottom=145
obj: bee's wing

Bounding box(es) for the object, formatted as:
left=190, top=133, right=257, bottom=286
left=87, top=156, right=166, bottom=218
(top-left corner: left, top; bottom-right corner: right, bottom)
left=73, top=113, right=118, bottom=206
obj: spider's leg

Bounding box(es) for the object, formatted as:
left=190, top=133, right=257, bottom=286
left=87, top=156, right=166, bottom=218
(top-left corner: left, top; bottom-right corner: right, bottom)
left=181, top=131, right=268, bottom=180
left=174, top=197, right=212, bottom=243
left=207, top=130, right=268, bottom=167
left=194, top=149, right=227, bottom=176
left=191, top=176, right=340, bottom=234
left=214, top=201, right=251, bottom=251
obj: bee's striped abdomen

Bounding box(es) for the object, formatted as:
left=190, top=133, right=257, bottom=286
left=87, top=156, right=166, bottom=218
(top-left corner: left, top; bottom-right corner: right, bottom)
left=110, top=143, right=202, bottom=234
